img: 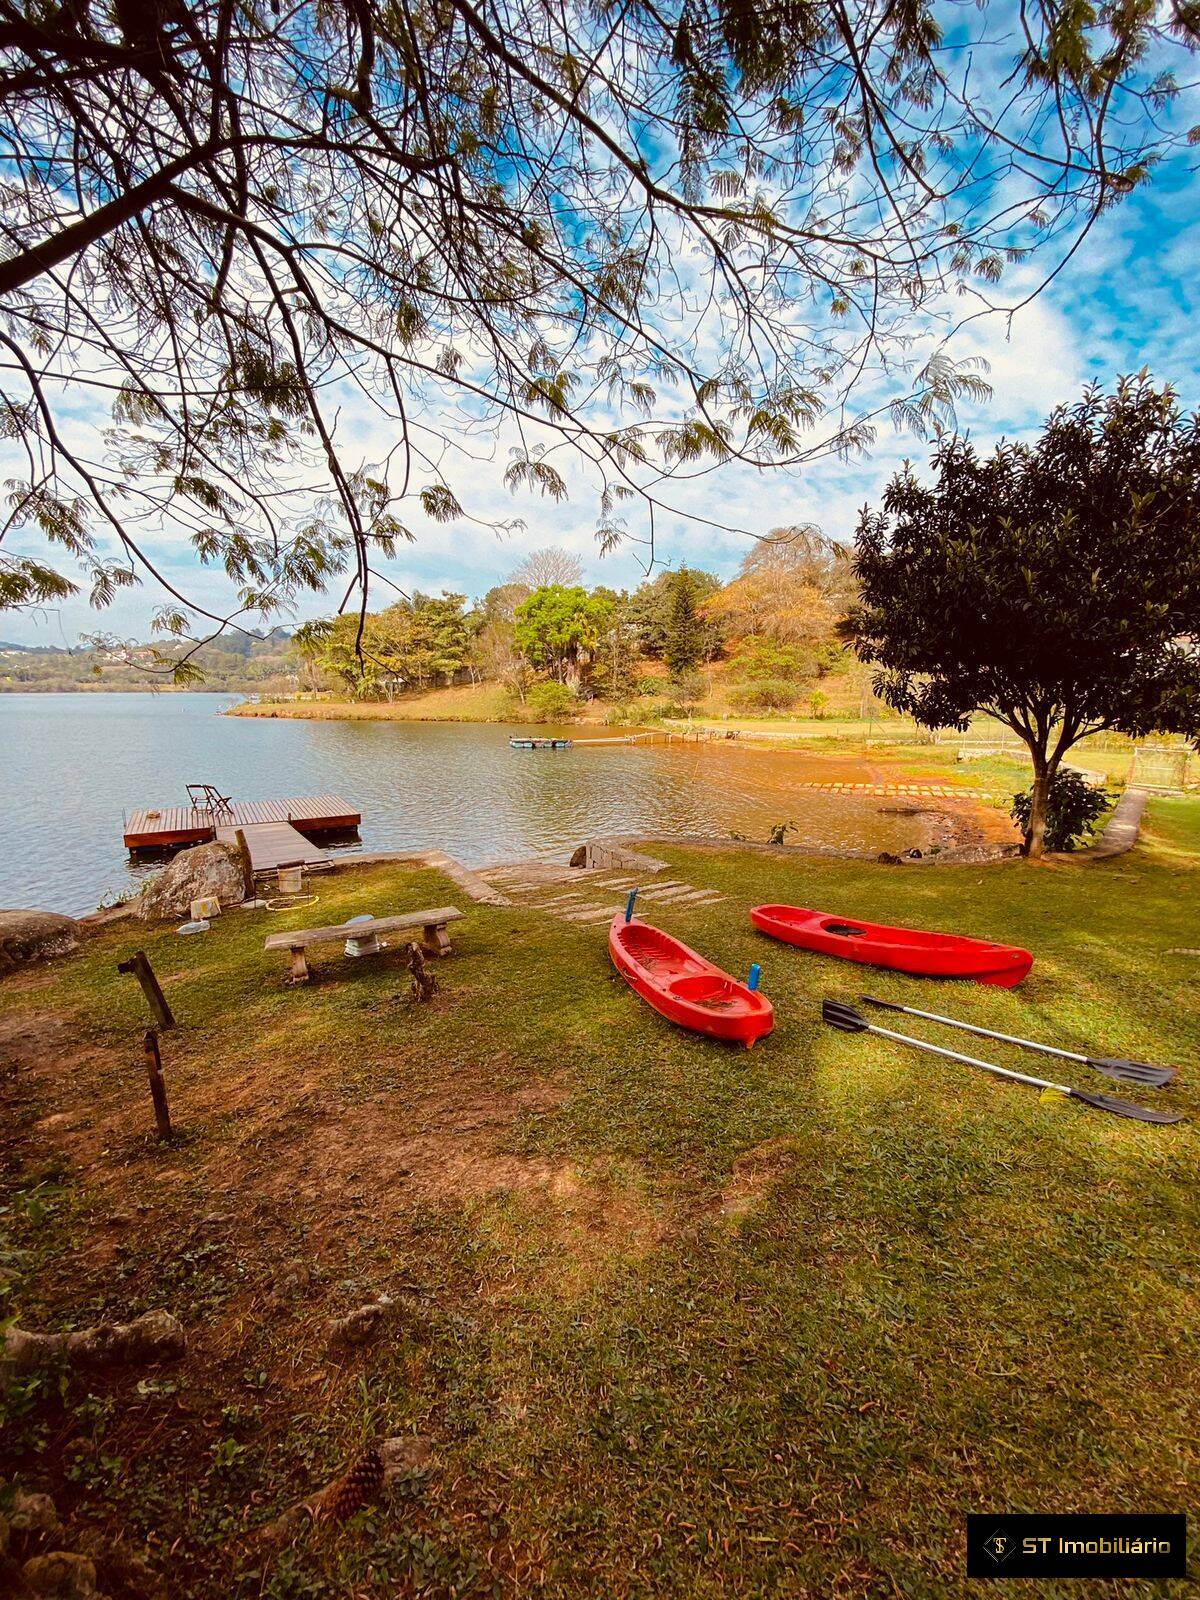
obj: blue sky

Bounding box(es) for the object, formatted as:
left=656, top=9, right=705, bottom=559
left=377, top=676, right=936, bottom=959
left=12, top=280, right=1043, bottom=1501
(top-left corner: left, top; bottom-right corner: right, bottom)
left=5, top=148, right=1198, bottom=649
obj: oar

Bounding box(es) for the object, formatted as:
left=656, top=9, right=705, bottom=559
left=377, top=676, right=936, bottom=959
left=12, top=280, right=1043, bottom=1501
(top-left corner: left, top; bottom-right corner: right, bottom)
left=822, top=1000, right=1183, bottom=1125
left=859, top=994, right=1176, bottom=1087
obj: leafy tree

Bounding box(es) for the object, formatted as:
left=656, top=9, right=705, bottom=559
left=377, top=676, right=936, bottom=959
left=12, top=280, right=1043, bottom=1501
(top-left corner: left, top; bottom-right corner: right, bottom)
left=628, top=570, right=724, bottom=662
left=663, top=568, right=707, bottom=680
left=524, top=681, right=578, bottom=722
left=844, top=375, right=1200, bottom=856
left=589, top=590, right=640, bottom=701
left=300, top=592, right=472, bottom=699
left=513, top=586, right=614, bottom=687
left=704, top=527, right=854, bottom=650
left=3, top=0, right=1194, bottom=662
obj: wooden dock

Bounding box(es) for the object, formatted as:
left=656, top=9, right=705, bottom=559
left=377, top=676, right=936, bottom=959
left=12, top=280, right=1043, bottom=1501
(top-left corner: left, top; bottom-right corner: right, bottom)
left=124, top=795, right=360, bottom=856
left=214, top=821, right=329, bottom=872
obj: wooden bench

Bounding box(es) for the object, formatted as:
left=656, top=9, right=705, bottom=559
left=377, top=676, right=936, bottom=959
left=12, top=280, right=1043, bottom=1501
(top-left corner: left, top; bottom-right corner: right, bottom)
left=264, top=906, right=464, bottom=982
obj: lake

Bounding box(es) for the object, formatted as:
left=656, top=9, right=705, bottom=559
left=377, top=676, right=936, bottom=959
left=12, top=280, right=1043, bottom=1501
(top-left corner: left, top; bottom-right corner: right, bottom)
left=1, top=694, right=992, bottom=915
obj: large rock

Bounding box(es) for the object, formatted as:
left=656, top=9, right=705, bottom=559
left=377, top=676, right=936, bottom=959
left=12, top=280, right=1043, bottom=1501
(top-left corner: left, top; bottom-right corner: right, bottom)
left=21, top=1552, right=99, bottom=1598
left=133, top=841, right=246, bottom=922
left=0, top=911, right=81, bottom=975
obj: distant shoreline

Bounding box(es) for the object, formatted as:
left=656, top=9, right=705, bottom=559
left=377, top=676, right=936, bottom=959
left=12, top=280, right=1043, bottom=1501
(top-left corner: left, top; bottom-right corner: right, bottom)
left=0, top=684, right=237, bottom=695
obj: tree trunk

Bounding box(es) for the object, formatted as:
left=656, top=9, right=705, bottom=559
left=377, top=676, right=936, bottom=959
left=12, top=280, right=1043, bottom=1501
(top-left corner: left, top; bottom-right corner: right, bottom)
left=1024, top=753, right=1052, bottom=858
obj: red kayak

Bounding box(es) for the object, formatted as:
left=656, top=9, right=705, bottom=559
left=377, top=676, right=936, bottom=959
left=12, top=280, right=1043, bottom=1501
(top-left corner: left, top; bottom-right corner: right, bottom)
left=609, top=914, right=774, bottom=1046
left=750, top=905, right=1033, bottom=988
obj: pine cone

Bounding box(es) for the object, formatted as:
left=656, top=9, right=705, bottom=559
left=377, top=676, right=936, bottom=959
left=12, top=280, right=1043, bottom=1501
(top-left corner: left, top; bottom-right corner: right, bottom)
left=321, top=1445, right=384, bottom=1523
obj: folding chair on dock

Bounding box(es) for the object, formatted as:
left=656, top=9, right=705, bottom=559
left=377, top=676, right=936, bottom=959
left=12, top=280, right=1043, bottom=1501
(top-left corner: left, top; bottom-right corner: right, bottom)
left=186, top=783, right=235, bottom=819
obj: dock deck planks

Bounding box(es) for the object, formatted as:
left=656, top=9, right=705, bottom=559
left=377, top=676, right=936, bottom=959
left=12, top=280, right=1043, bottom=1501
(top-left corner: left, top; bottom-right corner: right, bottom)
left=124, top=794, right=360, bottom=852
left=214, top=821, right=329, bottom=871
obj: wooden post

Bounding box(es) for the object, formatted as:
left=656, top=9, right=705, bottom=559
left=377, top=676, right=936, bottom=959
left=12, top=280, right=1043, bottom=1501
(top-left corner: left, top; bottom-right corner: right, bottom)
left=117, top=951, right=176, bottom=1030
left=143, top=1029, right=173, bottom=1141
left=233, top=828, right=256, bottom=900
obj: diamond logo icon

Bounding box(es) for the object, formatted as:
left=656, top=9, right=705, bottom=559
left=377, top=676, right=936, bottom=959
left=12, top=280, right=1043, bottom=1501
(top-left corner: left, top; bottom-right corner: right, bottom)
left=983, top=1530, right=1016, bottom=1564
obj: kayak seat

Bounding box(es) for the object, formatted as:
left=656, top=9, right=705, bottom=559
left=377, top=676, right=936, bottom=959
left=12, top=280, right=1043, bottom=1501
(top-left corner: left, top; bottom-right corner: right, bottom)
left=824, top=922, right=868, bottom=937
left=666, top=975, right=742, bottom=1010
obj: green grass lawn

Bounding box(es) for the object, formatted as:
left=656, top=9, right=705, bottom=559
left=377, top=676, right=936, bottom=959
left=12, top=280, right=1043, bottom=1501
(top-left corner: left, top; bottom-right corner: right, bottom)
left=2, top=802, right=1198, bottom=1597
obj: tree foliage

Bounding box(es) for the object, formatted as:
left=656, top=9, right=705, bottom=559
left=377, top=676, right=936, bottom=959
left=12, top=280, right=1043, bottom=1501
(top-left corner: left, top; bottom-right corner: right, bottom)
left=298, top=592, right=472, bottom=697
left=628, top=568, right=724, bottom=662
left=844, top=375, right=1200, bottom=855
left=3, top=0, right=1195, bottom=660
left=512, top=584, right=613, bottom=685
left=664, top=568, right=706, bottom=680
left=1011, top=770, right=1111, bottom=853
left=704, top=528, right=854, bottom=647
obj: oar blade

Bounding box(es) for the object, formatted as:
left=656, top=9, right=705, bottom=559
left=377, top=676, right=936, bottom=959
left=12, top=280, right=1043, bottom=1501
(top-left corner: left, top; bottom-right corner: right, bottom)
left=1069, top=1088, right=1185, bottom=1124
left=1087, top=1056, right=1176, bottom=1088
left=822, top=999, right=869, bottom=1033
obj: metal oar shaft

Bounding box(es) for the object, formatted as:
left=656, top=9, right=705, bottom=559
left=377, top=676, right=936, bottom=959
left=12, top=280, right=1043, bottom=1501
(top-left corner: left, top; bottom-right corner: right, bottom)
left=866, top=1021, right=1070, bottom=1096
left=869, top=999, right=1088, bottom=1066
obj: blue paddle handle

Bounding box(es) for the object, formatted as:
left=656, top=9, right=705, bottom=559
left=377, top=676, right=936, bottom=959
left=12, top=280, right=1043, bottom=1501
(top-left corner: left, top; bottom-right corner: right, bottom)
left=748, top=963, right=761, bottom=991
left=625, top=889, right=638, bottom=923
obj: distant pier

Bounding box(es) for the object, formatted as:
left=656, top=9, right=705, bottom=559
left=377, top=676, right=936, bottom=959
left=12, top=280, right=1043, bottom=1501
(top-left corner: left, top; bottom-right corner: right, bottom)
left=124, top=795, right=360, bottom=866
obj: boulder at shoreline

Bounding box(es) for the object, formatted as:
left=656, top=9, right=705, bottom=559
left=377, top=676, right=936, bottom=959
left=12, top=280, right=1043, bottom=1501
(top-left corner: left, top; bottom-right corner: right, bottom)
left=133, top=840, right=247, bottom=921
left=0, top=910, right=81, bottom=975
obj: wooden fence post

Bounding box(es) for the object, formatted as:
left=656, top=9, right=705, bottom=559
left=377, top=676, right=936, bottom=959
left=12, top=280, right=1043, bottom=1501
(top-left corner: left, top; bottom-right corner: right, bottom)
left=117, top=951, right=176, bottom=1030
left=143, top=1029, right=173, bottom=1141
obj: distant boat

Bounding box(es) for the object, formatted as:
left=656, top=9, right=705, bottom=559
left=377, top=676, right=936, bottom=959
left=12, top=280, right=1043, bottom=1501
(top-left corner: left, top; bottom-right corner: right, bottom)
left=509, top=737, right=573, bottom=750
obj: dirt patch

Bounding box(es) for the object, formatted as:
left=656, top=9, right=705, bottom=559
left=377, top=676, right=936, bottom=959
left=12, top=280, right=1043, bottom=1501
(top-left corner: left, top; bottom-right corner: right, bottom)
left=718, top=1136, right=800, bottom=1219
left=240, top=1073, right=661, bottom=1270
left=0, top=998, right=660, bottom=1284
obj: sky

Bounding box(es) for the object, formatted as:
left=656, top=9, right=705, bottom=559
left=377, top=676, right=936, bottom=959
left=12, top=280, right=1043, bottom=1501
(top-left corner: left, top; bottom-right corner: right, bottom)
left=5, top=140, right=1198, bottom=649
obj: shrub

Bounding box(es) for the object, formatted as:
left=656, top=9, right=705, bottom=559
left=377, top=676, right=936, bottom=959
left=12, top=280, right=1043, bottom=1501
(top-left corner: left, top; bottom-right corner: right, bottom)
left=808, top=689, right=830, bottom=718
left=524, top=681, right=578, bottom=723
left=671, top=671, right=706, bottom=706
left=729, top=679, right=799, bottom=713
left=1011, top=769, right=1111, bottom=852
left=635, top=675, right=666, bottom=695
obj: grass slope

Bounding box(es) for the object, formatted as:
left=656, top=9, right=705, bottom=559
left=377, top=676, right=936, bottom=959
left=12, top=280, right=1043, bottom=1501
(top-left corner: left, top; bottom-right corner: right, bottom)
left=2, top=803, right=1198, bottom=1597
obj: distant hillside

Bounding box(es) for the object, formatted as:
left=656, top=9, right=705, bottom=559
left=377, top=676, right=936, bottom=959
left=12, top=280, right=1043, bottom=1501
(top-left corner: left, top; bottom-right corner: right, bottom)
left=0, top=630, right=299, bottom=693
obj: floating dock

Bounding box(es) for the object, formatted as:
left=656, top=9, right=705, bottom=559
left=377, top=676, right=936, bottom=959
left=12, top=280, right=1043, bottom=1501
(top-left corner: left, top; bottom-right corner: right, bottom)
left=123, top=795, right=360, bottom=862
left=509, top=737, right=573, bottom=750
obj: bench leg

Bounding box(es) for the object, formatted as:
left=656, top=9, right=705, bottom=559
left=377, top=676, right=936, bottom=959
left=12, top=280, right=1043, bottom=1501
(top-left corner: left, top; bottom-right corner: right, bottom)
left=421, top=922, right=453, bottom=958
left=288, top=946, right=311, bottom=983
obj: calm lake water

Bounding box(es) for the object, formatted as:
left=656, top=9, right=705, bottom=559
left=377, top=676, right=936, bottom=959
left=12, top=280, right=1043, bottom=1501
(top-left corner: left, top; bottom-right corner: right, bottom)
left=1, top=693, right=981, bottom=915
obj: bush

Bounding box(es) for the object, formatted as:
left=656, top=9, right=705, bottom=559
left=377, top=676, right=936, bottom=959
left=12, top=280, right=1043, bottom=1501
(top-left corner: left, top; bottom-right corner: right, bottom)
left=524, top=681, right=579, bottom=723
left=671, top=671, right=706, bottom=706
left=729, top=679, right=799, bottom=713
left=635, top=675, right=666, bottom=695
left=1011, top=768, right=1111, bottom=852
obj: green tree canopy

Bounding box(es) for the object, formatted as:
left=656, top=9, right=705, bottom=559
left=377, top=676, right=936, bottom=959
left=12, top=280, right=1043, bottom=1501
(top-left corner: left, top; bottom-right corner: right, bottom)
left=513, top=585, right=614, bottom=686
left=299, top=592, right=472, bottom=699
left=844, top=375, right=1200, bottom=856
left=628, top=569, right=724, bottom=663
left=664, top=568, right=706, bottom=680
